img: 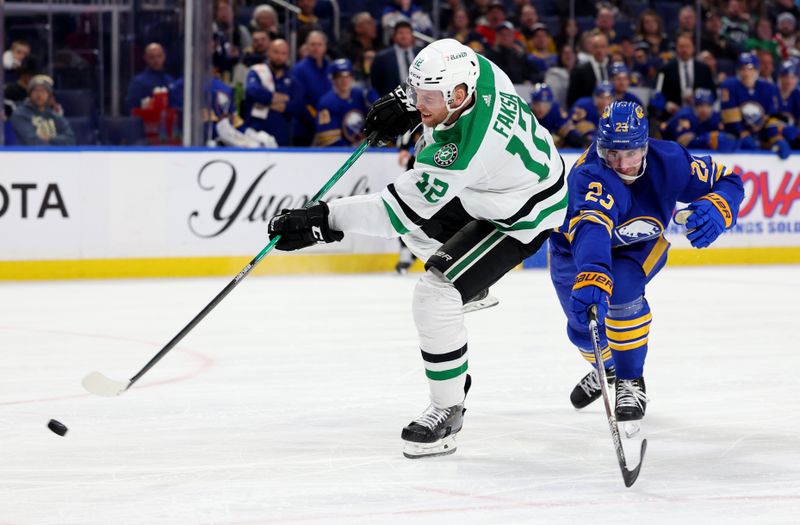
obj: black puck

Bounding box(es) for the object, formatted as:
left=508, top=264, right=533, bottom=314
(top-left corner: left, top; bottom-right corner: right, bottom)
left=47, top=419, right=68, bottom=436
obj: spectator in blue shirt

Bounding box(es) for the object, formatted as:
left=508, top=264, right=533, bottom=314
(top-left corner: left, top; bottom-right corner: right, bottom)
left=243, top=39, right=304, bottom=146
left=313, top=58, right=378, bottom=147
left=291, top=30, right=332, bottom=146
left=125, top=43, right=175, bottom=114
left=779, top=59, right=800, bottom=125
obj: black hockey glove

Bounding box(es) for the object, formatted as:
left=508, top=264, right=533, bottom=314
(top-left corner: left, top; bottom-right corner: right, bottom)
left=363, top=83, right=421, bottom=145
left=267, top=202, right=344, bottom=251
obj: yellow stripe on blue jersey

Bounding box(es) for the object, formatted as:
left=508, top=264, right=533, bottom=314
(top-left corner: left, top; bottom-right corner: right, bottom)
left=605, top=312, right=652, bottom=329
left=608, top=336, right=649, bottom=351
left=712, top=160, right=731, bottom=182
left=642, top=236, right=670, bottom=276
left=574, top=146, right=592, bottom=167
left=565, top=210, right=614, bottom=241
left=579, top=346, right=613, bottom=364
left=312, top=129, right=342, bottom=147
left=606, top=323, right=649, bottom=341
left=606, top=312, right=651, bottom=352
left=721, top=107, right=742, bottom=124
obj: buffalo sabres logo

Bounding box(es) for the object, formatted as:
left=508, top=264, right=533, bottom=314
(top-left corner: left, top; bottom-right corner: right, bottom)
left=342, top=109, right=365, bottom=144
left=612, top=217, right=663, bottom=246
left=741, top=101, right=766, bottom=130
left=434, top=143, right=459, bottom=167
left=602, top=105, right=611, bottom=119
left=635, top=105, right=644, bottom=119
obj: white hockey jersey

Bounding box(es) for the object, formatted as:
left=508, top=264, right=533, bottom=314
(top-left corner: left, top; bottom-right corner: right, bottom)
left=329, top=54, right=568, bottom=244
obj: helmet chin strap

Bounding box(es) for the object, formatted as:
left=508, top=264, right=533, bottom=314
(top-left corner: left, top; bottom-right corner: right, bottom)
left=599, top=144, right=648, bottom=182
left=439, top=93, right=474, bottom=127
left=615, top=155, right=648, bottom=182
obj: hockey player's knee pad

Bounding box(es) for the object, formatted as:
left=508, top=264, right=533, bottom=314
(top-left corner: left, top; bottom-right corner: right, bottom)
left=413, top=269, right=466, bottom=352
left=606, top=296, right=651, bottom=379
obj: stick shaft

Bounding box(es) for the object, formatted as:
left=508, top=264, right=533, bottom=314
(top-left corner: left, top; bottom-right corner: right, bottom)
left=126, top=139, right=373, bottom=389
left=588, top=308, right=628, bottom=469
left=588, top=306, right=646, bottom=487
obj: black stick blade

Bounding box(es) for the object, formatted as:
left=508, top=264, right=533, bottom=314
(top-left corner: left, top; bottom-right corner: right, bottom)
left=621, top=438, right=648, bottom=488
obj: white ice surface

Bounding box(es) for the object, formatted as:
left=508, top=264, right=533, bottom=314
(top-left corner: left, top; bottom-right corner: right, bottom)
left=1, top=266, right=798, bottom=525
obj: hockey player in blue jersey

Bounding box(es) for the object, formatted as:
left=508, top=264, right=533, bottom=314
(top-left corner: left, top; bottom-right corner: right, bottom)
left=660, top=88, right=739, bottom=152
left=530, top=83, right=590, bottom=148
left=720, top=52, right=792, bottom=159
left=570, top=81, right=614, bottom=145
left=609, top=62, right=644, bottom=108
left=778, top=60, right=800, bottom=124
left=549, top=101, right=744, bottom=428
left=777, top=60, right=800, bottom=148
left=313, top=58, right=379, bottom=147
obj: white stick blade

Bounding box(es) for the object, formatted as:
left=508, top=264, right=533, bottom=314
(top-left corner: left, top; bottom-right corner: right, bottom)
left=82, top=371, right=129, bottom=397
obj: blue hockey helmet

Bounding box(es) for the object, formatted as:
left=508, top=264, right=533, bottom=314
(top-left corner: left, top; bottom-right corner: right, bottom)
left=593, top=81, right=614, bottom=97
left=530, top=83, right=554, bottom=104
left=693, top=88, right=715, bottom=106
left=596, top=101, right=649, bottom=181
left=328, top=58, right=353, bottom=76
left=779, top=59, right=798, bottom=77
left=596, top=100, right=649, bottom=150
left=609, top=61, right=630, bottom=77
left=737, top=52, right=759, bottom=71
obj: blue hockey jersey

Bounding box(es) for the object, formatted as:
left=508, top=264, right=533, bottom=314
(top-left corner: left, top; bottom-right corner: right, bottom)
left=720, top=77, right=781, bottom=137
left=551, top=139, right=744, bottom=276
left=313, top=86, right=377, bottom=147
left=660, top=107, right=730, bottom=150
left=538, top=100, right=587, bottom=148
left=779, top=87, right=800, bottom=124
left=570, top=97, right=601, bottom=143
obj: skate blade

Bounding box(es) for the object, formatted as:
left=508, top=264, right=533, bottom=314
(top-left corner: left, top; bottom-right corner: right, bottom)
left=402, top=435, right=457, bottom=459
left=622, top=421, right=642, bottom=438
left=462, top=294, right=499, bottom=314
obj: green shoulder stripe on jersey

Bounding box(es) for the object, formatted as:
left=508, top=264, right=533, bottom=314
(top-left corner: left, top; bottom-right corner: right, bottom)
left=415, top=55, right=496, bottom=172
left=490, top=193, right=569, bottom=232
left=382, top=198, right=411, bottom=234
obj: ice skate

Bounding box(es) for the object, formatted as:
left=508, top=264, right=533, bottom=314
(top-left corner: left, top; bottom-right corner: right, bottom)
left=401, top=403, right=465, bottom=458
left=615, top=377, right=647, bottom=437
left=570, top=366, right=616, bottom=409
left=402, top=374, right=470, bottom=458
left=462, top=288, right=499, bottom=314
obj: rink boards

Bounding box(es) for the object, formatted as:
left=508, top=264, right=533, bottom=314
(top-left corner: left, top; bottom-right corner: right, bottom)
left=0, top=147, right=798, bottom=279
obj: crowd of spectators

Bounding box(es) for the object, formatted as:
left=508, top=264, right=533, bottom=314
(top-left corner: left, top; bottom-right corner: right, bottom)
left=6, top=0, right=800, bottom=155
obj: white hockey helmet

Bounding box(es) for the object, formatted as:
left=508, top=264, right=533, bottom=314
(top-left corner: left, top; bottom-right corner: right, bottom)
left=406, top=39, right=479, bottom=118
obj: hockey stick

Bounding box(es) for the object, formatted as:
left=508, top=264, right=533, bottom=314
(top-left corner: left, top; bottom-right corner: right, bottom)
left=82, top=135, right=377, bottom=397
left=588, top=306, right=647, bottom=488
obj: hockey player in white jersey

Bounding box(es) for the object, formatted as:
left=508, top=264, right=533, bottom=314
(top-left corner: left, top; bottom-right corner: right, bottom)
left=268, top=39, right=568, bottom=458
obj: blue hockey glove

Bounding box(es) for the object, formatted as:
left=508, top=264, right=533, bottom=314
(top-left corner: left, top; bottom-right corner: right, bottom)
left=782, top=125, right=799, bottom=142
left=685, top=192, right=734, bottom=249
left=267, top=202, right=344, bottom=251
left=570, top=266, right=613, bottom=326
left=739, top=134, right=759, bottom=150
left=714, top=132, right=739, bottom=152
left=772, top=138, right=791, bottom=159
left=649, top=92, right=665, bottom=113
